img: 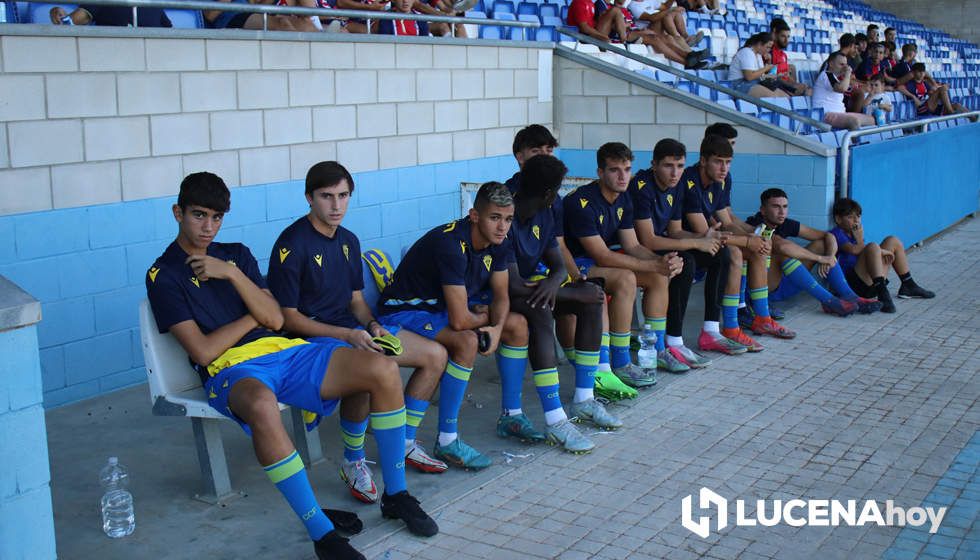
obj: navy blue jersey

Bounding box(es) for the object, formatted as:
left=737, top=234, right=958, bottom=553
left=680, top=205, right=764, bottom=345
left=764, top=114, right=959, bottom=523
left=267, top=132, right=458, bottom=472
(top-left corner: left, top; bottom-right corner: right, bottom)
left=505, top=172, right=562, bottom=278
left=680, top=163, right=732, bottom=229
left=379, top=218, right=511, bottom=314
left=628, top=168, right=684, bottom=238
left=562, top=181, right=634, bottom=258
left=505, top=172, right=564, bottom=237
left=889, top=60, right=914, bottom=79
left=146, top=241, right=277, bottom=380
left=745, top=212, right=802, bottom=239
left=267, top=217, right=364, bottom=329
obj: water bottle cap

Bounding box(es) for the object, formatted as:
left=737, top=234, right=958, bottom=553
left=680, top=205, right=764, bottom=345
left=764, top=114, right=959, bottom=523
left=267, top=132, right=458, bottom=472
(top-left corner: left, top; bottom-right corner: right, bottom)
left=108, top=457, right=118, bottom=465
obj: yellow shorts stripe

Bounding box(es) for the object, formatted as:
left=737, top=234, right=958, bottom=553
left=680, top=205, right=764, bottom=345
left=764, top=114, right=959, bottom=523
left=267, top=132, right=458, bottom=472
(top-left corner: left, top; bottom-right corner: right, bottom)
left=370, top=407, right=407, bottom=431
left=264, top=451, right=304, bottom=484
left=207, top=336, right=309, bottom=377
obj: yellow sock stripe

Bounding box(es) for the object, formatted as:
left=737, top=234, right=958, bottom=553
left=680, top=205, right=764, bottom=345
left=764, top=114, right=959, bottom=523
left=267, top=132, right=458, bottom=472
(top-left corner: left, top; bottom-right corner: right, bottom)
left=446, top=360, right=472, bottom=382
left=369, top=407, right=407, bottom=431
left=722, top=295, right=740, bottom=306
left=741, top=262, right=748, bottom=274
left=646, top=317, right=666, bottom=330
left=782, top=258, right=802, bottom=275
left=405, top=410, right=425, bottom=428
left=498, top=344, right=528, bottom=359
left=749, top=287, right=769, bottom=300
left=264, top=451, right=304, bottom=484
left=601, top=332, right=610, bottom=346
left=532, top=368, right=560, bottom=387
left=609, top=332, right=631, bottom=347
left=574, top=349, right=600, bottom=366
left=341, top=428, right=366, bottom=451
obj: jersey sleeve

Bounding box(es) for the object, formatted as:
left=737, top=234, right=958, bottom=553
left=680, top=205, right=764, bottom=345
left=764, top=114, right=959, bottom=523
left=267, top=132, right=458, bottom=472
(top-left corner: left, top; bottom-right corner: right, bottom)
left=628, top=180, right=652, bottom=221
left=267, top=233, right=302, bottom=308
left=719, top=180, right=733, bottom=210
left=349, top=235, right=364, bottom=291
left=829, top=227, right=852, bottom=252
left=435, top=234, right=467, bottom=286
left=563, top=197, right=600, bottom=240
left=551, top=196, right=564, bottom=238
left=682, top=185, right=702, bottom=216
left=146, top=267, right=193, bottom=334
left=492, top=239, right=511, bottom=272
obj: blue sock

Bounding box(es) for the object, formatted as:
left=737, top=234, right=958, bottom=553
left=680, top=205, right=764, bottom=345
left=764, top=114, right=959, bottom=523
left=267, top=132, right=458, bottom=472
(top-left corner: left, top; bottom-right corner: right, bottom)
left=781, top=258, right=835, bottom=304
left=574, top=349, right=600, bottom=390
left=599, top=332, right=611, bottom=368
left=532, top=367, right=562, bottom=415
left=738, top=263, right=748, bottom=307
left=370, top=407, right=407, bottom=495
left=609, top=331, right=631, bottom=369
left=826, top=264, right=860, bottom=300
left=721, top=294, right=740, bottom=330
left=438, top=360, right=472, bottom=435
left=264, top=451, right=333, bottom=540
left=644, top=316, right=666, bottom=352
left=749, top=286, right=770, bottom=318
left=404, top=395, right=429, bottom=443
left=770, top=279, right=802, bottom=302
left=496, top=344, right=528, bottom=412
left=339, top=416, right=368, bottom=463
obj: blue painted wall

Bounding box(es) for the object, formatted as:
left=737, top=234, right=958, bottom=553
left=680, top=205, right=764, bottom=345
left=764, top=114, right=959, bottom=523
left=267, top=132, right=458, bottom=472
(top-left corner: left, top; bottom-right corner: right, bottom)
left=850, top=123, right=980, bottom=245
left=0, top=155, right=518, bottom=408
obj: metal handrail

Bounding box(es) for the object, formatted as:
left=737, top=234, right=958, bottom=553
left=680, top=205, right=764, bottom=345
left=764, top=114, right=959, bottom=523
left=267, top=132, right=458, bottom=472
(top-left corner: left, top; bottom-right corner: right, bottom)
left=19, top=0, right=539, bottom=30
left=558, top=28, right=832, bottom=132
left=839, top=112, right=980, bottom=197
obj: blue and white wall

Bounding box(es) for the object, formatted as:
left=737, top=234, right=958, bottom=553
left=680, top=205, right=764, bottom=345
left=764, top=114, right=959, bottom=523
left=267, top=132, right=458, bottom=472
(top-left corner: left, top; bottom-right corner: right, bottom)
left=0, top=31, right=552, bottom=407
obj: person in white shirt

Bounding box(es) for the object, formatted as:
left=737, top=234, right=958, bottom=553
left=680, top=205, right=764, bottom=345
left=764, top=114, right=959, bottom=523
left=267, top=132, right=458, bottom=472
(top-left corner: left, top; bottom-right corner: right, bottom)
left=728, top=32, right=789, bottom=99
left=812, top=51, right=875, bottom=130
left=625, top=0, right=708, bottom=69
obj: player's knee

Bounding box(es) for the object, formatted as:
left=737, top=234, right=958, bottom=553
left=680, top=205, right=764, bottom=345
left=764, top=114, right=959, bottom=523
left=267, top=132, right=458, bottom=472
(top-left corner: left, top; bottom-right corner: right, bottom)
left=449, top=329, right=479, bottom=358
left=422, top=341, right=448, bottom=372
left=727, top=245, right=743, bottom=262
left=882, top=235, right=903, bottom=249
left=864, top=241, right=880, bottom=254
left=503, top=312, right=529, bottom=340
left=523, top=305, right=552, bottom=332
left=231, top=384, right=280, bottom=427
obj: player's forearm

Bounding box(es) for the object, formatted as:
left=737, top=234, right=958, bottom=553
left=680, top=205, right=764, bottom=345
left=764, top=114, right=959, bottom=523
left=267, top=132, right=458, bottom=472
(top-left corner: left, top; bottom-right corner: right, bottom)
left=191, top=315, right=260, bottom=367
left=349, top=300, right=377, bottom=328
left=281, top=308, right=351, bottom=340
left=541, top=247, right=568, bottom=283
left=556, top=238, right=582, bottom=281
left=229, top=271, right=284, bottom=331
left=488, top=298, right=509, bottom=329
left=447, top=309, right=489, bottom=331
left=591, top=248, right=650, bottom=271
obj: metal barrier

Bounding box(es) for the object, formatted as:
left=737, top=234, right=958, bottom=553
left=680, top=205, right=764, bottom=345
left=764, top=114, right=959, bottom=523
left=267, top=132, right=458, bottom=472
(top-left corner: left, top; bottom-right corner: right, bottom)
left=839, top=111, right=980, bottom=197
left=19, top=0, right=539, bottom=32
left=557, top=28, right=832, bottom=133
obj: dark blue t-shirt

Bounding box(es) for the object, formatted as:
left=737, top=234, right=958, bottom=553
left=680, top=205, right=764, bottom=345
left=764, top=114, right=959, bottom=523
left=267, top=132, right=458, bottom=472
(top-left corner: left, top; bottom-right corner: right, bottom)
left=628, top=168, right=684, bottom=238
left=267, top=218, right=364, bottom=329
left=505, top=172, right=562, bottom=278
left=745, top=212, right=802, bottom=238
left=830, top=226, right=859, bottom=272
left=889, top=60, right=914, bottom=79
left=379, top=217, right=511, bottom=314
left=855, top=57, right=889, bottom=81
left=562, top=181, right=634, bottom=258
left=680, top=163, right=732, bottom=230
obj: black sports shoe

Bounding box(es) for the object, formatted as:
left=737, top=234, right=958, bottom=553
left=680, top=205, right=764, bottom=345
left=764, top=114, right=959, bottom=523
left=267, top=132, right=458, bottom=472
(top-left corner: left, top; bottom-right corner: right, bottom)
left=314, top=530, right=366, bottom=560
left=323, top=508, right=363, bottom=535
left=380, top=490, right=439, bottom=537
left=897, top=282, right=935, bottom=299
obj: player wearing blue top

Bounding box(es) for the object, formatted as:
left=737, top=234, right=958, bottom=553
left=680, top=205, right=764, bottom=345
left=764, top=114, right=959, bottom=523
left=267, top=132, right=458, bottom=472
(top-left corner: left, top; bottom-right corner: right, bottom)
left=378, top=182, right=525, bottom=470
left=562, top=142, right=684, bottom=387
left=629, top=139, right=749, bottom=363
left=145, top=173, right=436, bottom=560
left=268, top=162, right=449, bottom=506
left=745, top=188, right=880, bottom=316
left=498, top=153, right=621, bottom=453
left=681, top=134, right=795, bottom=351
left=831, top=198, right=934, bottom=313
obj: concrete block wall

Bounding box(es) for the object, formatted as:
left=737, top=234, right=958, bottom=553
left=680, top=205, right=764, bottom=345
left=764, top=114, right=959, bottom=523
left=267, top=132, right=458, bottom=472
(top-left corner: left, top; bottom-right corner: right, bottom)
left=0, top=33, right=550, bottom=407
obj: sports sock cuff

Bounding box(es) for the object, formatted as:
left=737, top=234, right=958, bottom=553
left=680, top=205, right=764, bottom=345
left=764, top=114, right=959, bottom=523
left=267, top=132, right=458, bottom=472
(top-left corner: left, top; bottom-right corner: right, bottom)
left=532, top=368, right=560, bottom=387
left=369, top=407, right=407, bottom=431
left=722, top=295, right=740, bottom=306
left=574, top=349, right=600, bottom=366
left=445, top=360, right=473, bottom=382
left=609, top=331, right=631, bottom=347
left=645, top=317, right=667, bottom=330
left=781, top=258, right=802, bottom=274
left=340, top=418, right=368, bottom=452
left=498, top=344, right=528, bottom=358
left=600, top=332, right=610, bottom=346
left=264, top=450, right=304, bottom=484
left=749, top=287, right=769, bottom=300
left=403, top=396, right=429, bottom=428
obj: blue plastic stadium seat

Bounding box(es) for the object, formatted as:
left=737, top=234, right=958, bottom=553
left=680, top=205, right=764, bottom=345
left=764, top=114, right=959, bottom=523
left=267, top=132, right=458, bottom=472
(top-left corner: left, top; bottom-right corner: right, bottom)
left=465, top=10, right=487, bottom=18
left=817, top=131, right=839, bottom=147
left=541, top=14, right=561, bottom=27
left=492, top=0, right=515, bottom=16
left=737, top=100, right=758, bottom=115
left=28, top=2, right=76, bottom=23
left=164, top=8, right=203, bottom=29
left=517, top=1, right=538, bottom=17
left=1, top=1, right=17, bottom=23
left=534, top=25, right=557, bottom=41
left=718, top=99, right=737, bottom=112
left=539, top=2, right=558, bottom=19
left=480, top=24, right=505, bottom=39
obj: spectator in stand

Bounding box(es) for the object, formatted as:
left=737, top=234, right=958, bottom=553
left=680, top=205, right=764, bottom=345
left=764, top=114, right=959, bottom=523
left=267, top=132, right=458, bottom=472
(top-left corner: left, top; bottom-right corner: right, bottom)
left=851, top=33, right=869, bottom=70
left=769, top=18, right=810, bottom=96
left=337, top=0, right=391, bottom=33
left=376, top=0, right=429, bottom=35
left=625, top=0, right=709, bottom=68
left=676, top=0, right=725, bottom=15
left=812, top=51, right=875, bottom=130
left=420, top=0, right=466, bottom=37
left=866, top=24, right=879, bottom=44
left=203, top=0, right=316, bottom=31
left=643, top=1, right=706, bottom=50
left=882, top=41, right=898, bottom=72
left=858, top=74, right=893, bottom=123
left=728, top=32, right=790, bottom=99
left=890, top=43, right=942, bottom=89
left=855, top=42, right=891, bottom=84
left=899, top=63, right=970, bottom=118
left=884, top=27, right=896, bottom=44
left=51, top=3, right=172, bottom=26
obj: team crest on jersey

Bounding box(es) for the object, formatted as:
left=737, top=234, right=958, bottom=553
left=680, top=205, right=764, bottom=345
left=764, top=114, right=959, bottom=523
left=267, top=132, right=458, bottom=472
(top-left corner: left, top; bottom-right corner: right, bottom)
left=617, top=208, right=624, bottom=221
left=314, top=254, right=323, bottom=267
left=147, top=267, right=160, bottom=283
left=342, top=244, right=350, bottom=261
left=278, top=247, right=290, bottom=264
left=460, top=241, right=467, bottom=254
left=708, top=192, right=714, bottom=204
left=190, top=276, right=200, bottom=288
left=483, top=255, right=493, bottom=271
left=424, top=323, right=433, bottom=331
left=667, top=194, right=674, bottom=206
left=532, top=225, right=540, bottom=240
left=580, top=198, right=589, bottom=209
left=637, top=180, right=646, bottom=190
left=687, top=180, right=695, bottom=189
left=209, top=389, right=217, bottom=399
left=443, top=222, right=457, bottom=233
left=598, top=214, right=604, bottom=225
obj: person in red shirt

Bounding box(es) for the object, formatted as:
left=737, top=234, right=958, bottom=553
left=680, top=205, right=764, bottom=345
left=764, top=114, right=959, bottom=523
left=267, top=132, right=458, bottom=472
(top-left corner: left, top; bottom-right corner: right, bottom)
left=769, top=18, right=809, bottom=95
left=567, top=0, right=630, bottom=43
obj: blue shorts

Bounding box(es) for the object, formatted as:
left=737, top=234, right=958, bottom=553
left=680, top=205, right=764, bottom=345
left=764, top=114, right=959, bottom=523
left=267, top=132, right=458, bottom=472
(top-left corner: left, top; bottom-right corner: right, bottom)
left=378, top=310, right=450, bottom=340
left=573, top=257, right=596, bottom=276
left=205, top=340, right=347, bottom=435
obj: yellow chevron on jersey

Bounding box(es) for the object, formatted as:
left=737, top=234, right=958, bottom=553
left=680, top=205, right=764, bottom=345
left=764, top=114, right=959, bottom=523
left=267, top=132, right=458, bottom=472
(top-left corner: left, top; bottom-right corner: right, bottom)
left=313, top=254, right=323, bottom=267
left=637, top=180, right=646, bottom=190
left=667, top=194, right=674, bottom=206
left=342, top=244, right=350, bottom=261
left=687, top=179, right=695, bottom=189
left=483, top=255, right=493, bottom=271
left=708, top=192, right=714, bottom=204
left=278, top=247, right=290, bottom=264
left=460, top=240, right=467, bottom=254
left=362, top=249, right=395, bottom=291
left=532, top=225, right=540, bottom=240
left=598, top=214, right=604, bottom=225
left=580, top=198, right=588, bottom=208
left=147, top=266, right=160, bottom=283
left=443, top=221, right=457, bottom=233
left=617, top=208, right=624, bottom=222
left=190, top=276, right=200, bottom=288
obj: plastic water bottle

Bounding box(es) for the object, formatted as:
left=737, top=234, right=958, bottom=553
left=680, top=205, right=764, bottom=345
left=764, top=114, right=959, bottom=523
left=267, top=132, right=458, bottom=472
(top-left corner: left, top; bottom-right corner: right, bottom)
left=873, top=107, right=886, bottom=126
left=637, top=325, right=658, bottom=369
left=100, top=457, right=135, bottom=538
